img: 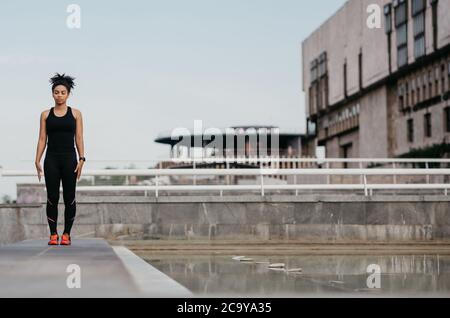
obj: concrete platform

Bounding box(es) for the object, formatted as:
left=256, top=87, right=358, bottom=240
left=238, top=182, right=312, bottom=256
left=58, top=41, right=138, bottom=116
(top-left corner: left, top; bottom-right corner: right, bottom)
left=0, top=238, right=192, bottom=298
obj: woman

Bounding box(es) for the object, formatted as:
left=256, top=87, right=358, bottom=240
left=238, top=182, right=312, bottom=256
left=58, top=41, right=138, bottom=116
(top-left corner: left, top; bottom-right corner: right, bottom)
left=35, top=73, right=86, bottom=246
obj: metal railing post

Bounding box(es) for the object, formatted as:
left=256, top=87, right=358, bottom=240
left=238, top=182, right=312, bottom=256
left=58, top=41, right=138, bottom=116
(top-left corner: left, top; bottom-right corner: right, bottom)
left=193, top=160, right=197, bottom=186
left=426, top=162, right=430, bottom=184
left=393, top=162, right=397, bottom=184
left=226, top=161, right=230, bottom=185
left=363, top=174, right=368, bottom=196
left=359, top=162, right=363, bottom=184
left=260, top=171, right=265, bottom=197
left=294, top=174, right=298, bottom=196
left=326, top=162, right=330, bottom=184
left=155, top=174, right=159, bottom=198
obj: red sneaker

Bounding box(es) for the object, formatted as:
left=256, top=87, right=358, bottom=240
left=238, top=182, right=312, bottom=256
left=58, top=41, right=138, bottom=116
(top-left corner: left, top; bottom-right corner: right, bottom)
left=48, top=234, right=59, bottom=245
left=60, top=233, right=71, bottom=246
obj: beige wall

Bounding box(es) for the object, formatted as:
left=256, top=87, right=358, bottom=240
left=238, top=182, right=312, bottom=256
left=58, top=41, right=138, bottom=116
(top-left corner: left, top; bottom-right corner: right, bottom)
left=302, top=0, right=391, bottom=111
left=437, top=0, right=450, bottom=49
left=358, top=86, right=389, bottom=158
left=395, top=100, right=450, bottom=156
left=303, top=0, right=450, bottom=114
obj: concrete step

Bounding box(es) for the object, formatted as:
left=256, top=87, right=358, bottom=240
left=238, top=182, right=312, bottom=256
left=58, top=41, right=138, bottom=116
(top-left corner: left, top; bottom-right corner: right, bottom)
left=0, top=238, right=192, bottom=297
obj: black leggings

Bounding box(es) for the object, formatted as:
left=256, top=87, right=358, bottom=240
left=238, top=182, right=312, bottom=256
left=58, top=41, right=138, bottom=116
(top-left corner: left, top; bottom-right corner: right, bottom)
left=44, top=151, right=78, bottom=235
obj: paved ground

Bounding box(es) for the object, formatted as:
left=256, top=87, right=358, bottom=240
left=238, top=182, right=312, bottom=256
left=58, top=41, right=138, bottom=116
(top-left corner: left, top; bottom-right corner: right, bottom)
left=0, top=239, right=192, bottom=298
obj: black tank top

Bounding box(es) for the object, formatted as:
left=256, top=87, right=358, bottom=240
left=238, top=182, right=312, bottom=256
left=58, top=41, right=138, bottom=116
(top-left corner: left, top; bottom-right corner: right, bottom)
left=46, top=106, right=76, bottom=153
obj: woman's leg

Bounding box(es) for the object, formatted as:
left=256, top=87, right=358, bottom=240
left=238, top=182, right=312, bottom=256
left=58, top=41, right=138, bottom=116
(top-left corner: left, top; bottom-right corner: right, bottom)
left=61, top=152, right=78, bottom=235
left=44, top=154, right=61, bottom=235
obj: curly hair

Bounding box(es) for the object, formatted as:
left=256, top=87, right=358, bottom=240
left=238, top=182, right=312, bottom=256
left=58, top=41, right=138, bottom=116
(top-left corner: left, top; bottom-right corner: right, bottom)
left=49, top=73, right=76, bottom=93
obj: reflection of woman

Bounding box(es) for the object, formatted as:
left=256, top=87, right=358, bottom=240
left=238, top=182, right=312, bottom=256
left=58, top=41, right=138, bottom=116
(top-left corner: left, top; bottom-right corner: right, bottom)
left=34, top=73, right=86, bottom=246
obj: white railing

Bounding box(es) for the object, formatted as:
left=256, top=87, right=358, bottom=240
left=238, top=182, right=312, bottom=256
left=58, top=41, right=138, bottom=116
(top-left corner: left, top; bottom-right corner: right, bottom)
left=1, top=164, right=450, bottom=197
left=167, top=157, right=450, bottom=163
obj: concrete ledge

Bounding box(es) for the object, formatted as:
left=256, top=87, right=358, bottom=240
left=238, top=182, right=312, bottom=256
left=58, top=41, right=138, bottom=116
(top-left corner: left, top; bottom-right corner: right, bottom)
left=32, top=194, right=450, bottom=203
left=2, top=195, right=450, bottom=244
left=112, top=246, right=192, bottom=297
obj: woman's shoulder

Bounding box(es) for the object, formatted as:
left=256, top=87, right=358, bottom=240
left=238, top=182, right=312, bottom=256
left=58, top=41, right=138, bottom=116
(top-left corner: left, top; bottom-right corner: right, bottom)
left=41, top=108, right=52, bottom=120
left=70, top=107, right=82, bottom=120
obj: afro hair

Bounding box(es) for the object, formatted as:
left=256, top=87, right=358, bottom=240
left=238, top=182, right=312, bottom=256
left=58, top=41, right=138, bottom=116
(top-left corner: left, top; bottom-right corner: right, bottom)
left=50, top=73, right=76, bottom=93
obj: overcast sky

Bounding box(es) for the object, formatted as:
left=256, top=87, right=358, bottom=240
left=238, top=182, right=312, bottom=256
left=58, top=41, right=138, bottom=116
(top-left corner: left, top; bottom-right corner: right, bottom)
left=0, top=0, right=347, bottom=199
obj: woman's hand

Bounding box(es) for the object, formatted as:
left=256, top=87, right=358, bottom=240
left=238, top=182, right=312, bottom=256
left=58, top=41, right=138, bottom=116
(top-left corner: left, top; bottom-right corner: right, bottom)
left=74, top=161, right=84, bottom=181
left=35, top=162, right=43, bottom=182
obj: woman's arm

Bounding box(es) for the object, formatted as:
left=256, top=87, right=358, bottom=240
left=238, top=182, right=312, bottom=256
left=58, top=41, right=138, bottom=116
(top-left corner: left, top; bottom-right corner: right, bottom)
left=74, top=109, right=85, bottom=180
left=35, top=111, right=47, bottom=164
left=75, top=109, right=85, bottom=159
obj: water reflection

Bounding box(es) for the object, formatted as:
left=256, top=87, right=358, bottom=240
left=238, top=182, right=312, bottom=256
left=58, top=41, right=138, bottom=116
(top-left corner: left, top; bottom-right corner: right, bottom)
left=141, top=254, right=450, bottom=297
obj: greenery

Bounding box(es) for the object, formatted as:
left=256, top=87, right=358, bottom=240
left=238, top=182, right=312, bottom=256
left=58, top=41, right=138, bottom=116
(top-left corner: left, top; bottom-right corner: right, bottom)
left=397, top=142, right=450, bottom=168
left=1, top=194, right=15, bottom=204
left=366, top=143, right=450, bottom=169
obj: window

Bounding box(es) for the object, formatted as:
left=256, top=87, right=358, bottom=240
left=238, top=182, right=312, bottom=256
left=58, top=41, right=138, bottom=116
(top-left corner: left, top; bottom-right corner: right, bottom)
left=310, top=59, right=318, bottom=83
left=441, top=64, right=446, bottom=93
left=384, top=4, right=392, bottom=34
left=309, top=86, right=315, bottom=114
left=343, top=61, right=347, bottom=97
left=395, top=0, right=408, bottom=67
left=428, top=71, right=433, bottom=98
left=317, top=80, right=323, bottom=110
left=385, top=4, right=393, bottom=72
left=407, top=118, right=414, bottom=143
left=431, top=0, right=438, bottom=51
left=412, top=0, right=426, bottom=59
left=359, top=50, right=363, bottom=90
left=445, top=107, right=450, bottom=133
left=405, top=82, right=409, bottom=107
left=309, top=53, right=329, bottom=114
left=435, top=67, right=440, bottom=96
left=318, top=52, right=327, bottom=77
left=447, top=61, right=450, bottom=90
left=424, top=113, right=432, bottom=138
left=341, top=143, right=352, bottom=168
left=318, top=52, right=328, bottom=110
left=398, top=84, right=405, bottom=110
left=417, top=75, right=422, bottom=102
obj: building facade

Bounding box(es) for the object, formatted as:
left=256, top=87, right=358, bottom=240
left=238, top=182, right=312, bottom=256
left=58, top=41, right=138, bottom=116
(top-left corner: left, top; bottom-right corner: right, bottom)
left=302, top=0, right=450, bottom=162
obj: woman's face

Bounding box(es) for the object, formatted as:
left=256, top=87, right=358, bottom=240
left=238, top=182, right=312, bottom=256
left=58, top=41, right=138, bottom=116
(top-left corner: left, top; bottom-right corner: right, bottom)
left=52, top=85, right=69, bottom=105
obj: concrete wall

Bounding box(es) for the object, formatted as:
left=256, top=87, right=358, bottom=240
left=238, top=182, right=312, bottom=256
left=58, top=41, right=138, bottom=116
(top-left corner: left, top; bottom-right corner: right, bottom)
left=359, top=86, right=389, bottom=158
left=1, top=195, right=450, bottom=245
left=395, top=100, right=450, bottom=156
left=303, top=0, right=450, bottom=112
left=302, top=0, right=392, bottom=110
left=436, top=0, right=450, bottom=51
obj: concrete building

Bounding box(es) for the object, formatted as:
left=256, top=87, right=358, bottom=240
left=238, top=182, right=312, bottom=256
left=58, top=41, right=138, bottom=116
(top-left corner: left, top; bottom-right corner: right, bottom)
left=302, top=0, right=450, bottom=163
left=154, top=125, right=305, bottom=183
